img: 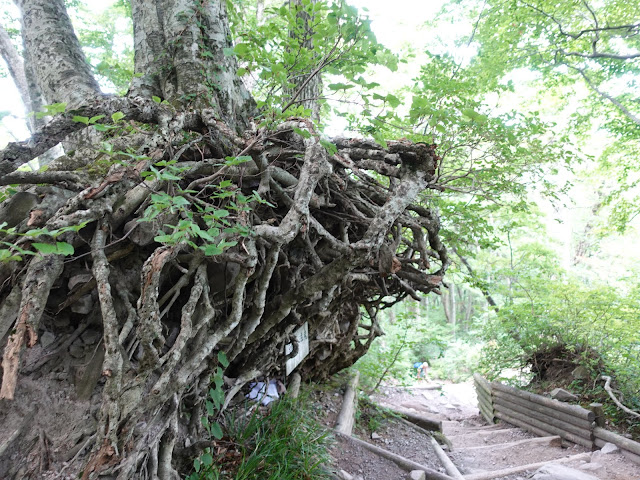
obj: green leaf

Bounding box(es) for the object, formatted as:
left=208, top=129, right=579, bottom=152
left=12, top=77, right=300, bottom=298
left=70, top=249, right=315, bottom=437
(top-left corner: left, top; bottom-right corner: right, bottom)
left=202, top=244, right=223, bottom=256
left=293, top=127, right=312, bottom=139
left=218, top=351, right=229, bottom=367
left=154, top=234, right=175, bottom=244
left=201, top=452, right=214, bottom=466
left=210, top=422, right=223, bottom=440
left=172, top=196, right=190, bottom=207
left=212, top=209, right=229, bottom=218
left=72, top=115, right=90, bottom=125
left=55, top=242, right=74, bottom=256
left=386, top=94, right=401, bottom=108
left=89, top=115, right=105, bottom=124
left=233, top=43, right=250, bottom=55
left=461, top=108, right=480, bottom=120
left=152, top=96, right=162, bottom=103
left=328, top=83, right=354, bottom=91
left=45, top=102, right=66, bottom=115
left=111, top=111, right=125, bottom=122
left=319, top=139, right=337, bottom=155
left=32, top=242, right=74, bottom=256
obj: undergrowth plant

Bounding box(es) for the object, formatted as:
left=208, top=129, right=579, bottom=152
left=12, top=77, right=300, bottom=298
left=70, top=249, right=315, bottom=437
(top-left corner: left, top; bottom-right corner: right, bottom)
left=188, top=390, right=334, bottom=480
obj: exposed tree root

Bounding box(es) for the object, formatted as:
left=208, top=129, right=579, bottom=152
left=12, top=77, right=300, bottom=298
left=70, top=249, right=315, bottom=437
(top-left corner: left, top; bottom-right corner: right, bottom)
left=0, top=108, right=448, bottom=478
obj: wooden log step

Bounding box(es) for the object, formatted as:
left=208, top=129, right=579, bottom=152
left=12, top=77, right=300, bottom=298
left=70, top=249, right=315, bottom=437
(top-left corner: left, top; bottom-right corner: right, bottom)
left=594, top=427, right=640, bottom=457
left=430, top=436, right=464, bottom=480
left=335, top=371, right=359, bottom=435
left=491, top=382, right=594, bottom=421
left=376, top=402, right=443, bottom=432
left=463, top=452, right=591, bottom=480
left=493, top=396, right=593, bottom=441
left=456, top=435, right=562, bottom=452
left=447, top=428, right=517, bottom=438
left=336, top=432, right=453, bottom=480
left=493, top=389, right=593, bottom=429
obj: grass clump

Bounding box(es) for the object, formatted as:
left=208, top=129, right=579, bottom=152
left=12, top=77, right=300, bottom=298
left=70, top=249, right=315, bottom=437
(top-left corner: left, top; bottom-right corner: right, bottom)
left=188, top=392, right=334, bottom=480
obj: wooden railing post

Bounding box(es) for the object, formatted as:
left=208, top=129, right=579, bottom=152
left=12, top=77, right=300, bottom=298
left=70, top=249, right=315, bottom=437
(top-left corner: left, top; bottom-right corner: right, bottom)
left=589, top=403, right=605, bottom=428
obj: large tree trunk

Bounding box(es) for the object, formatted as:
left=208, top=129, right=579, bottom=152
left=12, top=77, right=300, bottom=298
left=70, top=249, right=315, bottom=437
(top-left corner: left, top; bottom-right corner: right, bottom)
left=0, top=1, right=449, bottom=478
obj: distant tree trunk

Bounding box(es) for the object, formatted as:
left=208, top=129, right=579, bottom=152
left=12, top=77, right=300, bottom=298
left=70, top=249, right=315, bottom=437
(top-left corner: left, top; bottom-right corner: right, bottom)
left=453, top=246, right=499, bottom=311
left=0, top=1, right=449, bottom=478
left=284, top=0, right=322, bottom=122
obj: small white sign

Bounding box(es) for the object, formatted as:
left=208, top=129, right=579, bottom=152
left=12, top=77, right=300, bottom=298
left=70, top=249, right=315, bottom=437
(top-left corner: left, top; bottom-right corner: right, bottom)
left=285, top=322, right=309, bottom=376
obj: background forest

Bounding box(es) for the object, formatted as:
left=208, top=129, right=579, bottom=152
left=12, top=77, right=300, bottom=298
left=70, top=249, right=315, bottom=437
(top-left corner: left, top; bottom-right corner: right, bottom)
left=1, top=0, right=639, bottom=476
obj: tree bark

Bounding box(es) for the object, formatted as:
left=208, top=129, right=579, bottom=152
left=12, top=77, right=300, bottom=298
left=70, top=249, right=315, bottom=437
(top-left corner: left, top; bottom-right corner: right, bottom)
left=15, top=0, right=100, bottom=107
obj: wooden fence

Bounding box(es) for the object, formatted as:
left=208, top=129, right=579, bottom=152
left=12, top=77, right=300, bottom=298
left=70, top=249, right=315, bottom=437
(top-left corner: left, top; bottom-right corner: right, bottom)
left=473, top=373, right=640, bottom=464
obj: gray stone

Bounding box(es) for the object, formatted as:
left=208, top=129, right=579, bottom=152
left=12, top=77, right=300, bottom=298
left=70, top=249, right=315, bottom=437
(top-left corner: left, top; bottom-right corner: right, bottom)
left=371, top=432, right=381, bottom=440
left=68, top=273, right=93, bottom=291
left=600, top=442, right=619, bottom=454
left=532, top=464, right=599, bottom=480
left=571, top=365, right=589, bottom=380
left=69, top=343, right=86, bottom=358
left=408, top=471, right=426, bottom=480
left=338, top=470, right=354, bottom=480
left=71, top=294, right=93, bottom=315
left=549, top=388, right=579, bottom=402
left=578, top=463, right=604, bottom=473
left=40, top=331, right=56, bottom=349
left=81, top=329, right=102, bottom=346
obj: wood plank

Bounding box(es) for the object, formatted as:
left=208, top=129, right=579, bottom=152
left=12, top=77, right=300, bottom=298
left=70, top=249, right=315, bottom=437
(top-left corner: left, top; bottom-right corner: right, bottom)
left=335, top=371, right=359, bottom=435
left=494, top=410, right=557, bottom=440
left=494, top=407, right=593, bottom=448
left=493, top=389, right=593, bottom=429
left=594, top=427, right=640, bottom=456
left=622, top=449, right=640, bottom=465
left=476, top=387, right=492, bottom=406
left=430, top=436, right=464, bottom=480
left=478, top=402, right=494, bottom=425
left=594, top=437, right=640, bottom=464
left=491, top=382, right=594, bottom=421
left=287, top=372, right=301, bottom=399
left=448, top=428, right=516, bottom=438
left=456, top=435, right=562, bottom=452
left=473, top=373, right=492, bottom=395
left=493, top=396, right=593, bottom=441
left=376, top=402, right=443, bottom=432
left=463, top=453, right=591, bottom=480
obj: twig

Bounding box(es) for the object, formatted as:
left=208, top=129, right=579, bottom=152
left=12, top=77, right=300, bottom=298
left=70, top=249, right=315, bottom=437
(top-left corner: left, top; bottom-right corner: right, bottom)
left=600, top=375, right=640, bottom=418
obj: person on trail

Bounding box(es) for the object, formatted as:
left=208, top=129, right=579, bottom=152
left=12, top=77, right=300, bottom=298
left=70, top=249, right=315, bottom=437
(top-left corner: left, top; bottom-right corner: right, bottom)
left=418, top=361, right=429, bottom=380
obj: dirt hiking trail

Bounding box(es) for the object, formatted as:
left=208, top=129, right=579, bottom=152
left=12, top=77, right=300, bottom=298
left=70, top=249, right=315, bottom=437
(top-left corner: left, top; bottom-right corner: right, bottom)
left=321, top=380, right=640, bottom=480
